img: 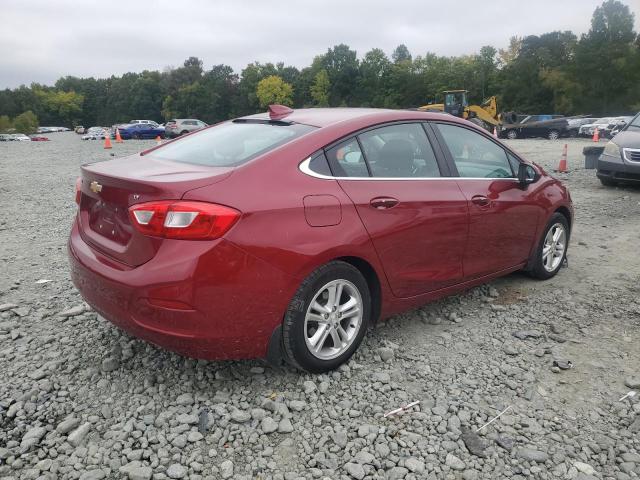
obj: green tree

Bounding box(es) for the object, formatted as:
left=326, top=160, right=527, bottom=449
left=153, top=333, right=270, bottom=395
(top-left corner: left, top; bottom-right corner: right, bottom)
left=392, top=44, right=412, bottom=63
left=35, top=89, right=84, bottom=125
left=0, top=115, right=11, bottom=132
left=13, top=110, right=38, bottom=134
left=572, top=0, right=638, bottom=114
left=256, top=76, right=294, bottom=108
left=320, top=44, right=360, bottom=105
left=358, top=48, right=391, bottom=106
left=310, top=70, right=330, bottom=106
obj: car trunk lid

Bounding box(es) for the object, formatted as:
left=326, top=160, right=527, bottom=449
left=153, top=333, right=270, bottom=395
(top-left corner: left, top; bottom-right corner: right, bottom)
left=78, top=153, right=233, bottom=267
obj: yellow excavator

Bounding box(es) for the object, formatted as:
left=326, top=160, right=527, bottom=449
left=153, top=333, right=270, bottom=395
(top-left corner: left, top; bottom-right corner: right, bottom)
left=418, top=90, right=503, bottom=132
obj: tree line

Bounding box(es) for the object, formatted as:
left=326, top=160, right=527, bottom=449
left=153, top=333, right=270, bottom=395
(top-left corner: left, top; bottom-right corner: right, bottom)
left=1, top=0, right=638, bottom=133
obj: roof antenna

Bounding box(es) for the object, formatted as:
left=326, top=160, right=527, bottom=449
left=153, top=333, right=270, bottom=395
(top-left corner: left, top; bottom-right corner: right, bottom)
left=268, top=104, right=293, bottom=120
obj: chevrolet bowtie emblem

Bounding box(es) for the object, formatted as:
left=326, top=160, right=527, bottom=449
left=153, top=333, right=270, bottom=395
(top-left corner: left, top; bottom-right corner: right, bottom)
left=90, top=181, right=102, bottom=193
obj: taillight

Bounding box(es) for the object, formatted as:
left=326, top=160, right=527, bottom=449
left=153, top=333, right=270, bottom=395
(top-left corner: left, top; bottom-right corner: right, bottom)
left=128, top=201, right=240, bottom=240
left=75, top=177, right=82, bottom=205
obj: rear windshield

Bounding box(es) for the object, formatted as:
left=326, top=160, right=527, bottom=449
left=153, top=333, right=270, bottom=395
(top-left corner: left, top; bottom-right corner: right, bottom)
left=148, top=121, right=316, bottom=167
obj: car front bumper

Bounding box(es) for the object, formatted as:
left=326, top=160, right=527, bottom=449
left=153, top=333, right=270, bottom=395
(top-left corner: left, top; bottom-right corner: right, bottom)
left=597, top=153, right=640, bottom=183
left=68, top=218, right=296, bottom=360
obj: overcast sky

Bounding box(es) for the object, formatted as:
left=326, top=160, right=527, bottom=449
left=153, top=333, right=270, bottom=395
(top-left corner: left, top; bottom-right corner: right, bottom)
left=1, top=0, right=638, bottom=89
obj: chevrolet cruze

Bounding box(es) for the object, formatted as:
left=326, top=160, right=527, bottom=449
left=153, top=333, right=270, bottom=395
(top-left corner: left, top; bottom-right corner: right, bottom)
left=68, top=106, right=573, bottom=372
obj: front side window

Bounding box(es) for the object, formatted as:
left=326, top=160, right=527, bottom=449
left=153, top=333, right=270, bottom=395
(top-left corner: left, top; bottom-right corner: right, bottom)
left=148, top=121, right=316, bottom=167
left=436, top=123, right=514, bottom=178
left=358, top=123, right=441, bottom=178
left=325, top=138, right=369, bottom=177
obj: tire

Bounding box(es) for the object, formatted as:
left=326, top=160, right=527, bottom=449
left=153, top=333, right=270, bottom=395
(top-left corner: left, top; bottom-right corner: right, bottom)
left=506, top=130, right=518, bottom=140
left=132, top=133, right=140, bottom=140
left=529, top=213, right=569, bottom=280
left=547, top=129, right=560, bottom=140
left=599, top=176, right=617, bottom=187
left=180, top=130, right=189, bottom=136
left=282, top=261, right=371, bottom=373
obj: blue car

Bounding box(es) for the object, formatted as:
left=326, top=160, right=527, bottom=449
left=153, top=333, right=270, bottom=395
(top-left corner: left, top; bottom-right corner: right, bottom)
left=116, top=123, right=165, bottom=140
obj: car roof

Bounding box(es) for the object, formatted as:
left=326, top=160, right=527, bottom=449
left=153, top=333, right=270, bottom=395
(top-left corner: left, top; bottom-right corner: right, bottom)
left=239, top=107, right=457, bottom=128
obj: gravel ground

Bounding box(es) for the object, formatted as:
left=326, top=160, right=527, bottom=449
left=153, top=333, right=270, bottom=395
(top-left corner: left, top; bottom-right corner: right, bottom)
left=0, top=133, right=639, bottom=480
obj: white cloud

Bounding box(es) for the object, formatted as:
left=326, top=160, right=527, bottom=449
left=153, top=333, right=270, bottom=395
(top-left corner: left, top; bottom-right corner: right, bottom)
left=0, top=0, right=638, bottom=88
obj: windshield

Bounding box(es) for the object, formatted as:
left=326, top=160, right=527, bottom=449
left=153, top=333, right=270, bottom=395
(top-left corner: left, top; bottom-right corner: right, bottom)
left=627, top=113, right=640, bottom=129
left=148, top=121, right=316, bottom=167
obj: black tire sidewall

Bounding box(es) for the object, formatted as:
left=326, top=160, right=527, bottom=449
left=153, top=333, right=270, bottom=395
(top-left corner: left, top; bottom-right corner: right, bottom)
left=531, top=213, right=569, bottom=280
left=283, top=261, right=371, bottom=373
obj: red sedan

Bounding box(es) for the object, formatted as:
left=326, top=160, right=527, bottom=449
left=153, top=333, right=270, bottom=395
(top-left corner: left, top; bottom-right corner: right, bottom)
left=69, top=106, right=573, bottom=372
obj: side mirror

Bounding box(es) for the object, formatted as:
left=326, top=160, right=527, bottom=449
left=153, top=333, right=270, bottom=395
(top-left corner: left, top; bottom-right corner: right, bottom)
left=518, top=163, right=539, bottom=185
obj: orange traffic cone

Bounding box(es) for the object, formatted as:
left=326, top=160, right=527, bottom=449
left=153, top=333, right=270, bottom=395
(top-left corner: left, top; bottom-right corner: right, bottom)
left=592, top=127, right=599, bottom=142
left=104, top=135, right=112, bottom=149
left=155, top=135, right=162, bottom=146
left=555, top=143, right=568, bottom=173
left=115, top=128, right=123, bottom=143
left=493, top=126, right=498, bottom=138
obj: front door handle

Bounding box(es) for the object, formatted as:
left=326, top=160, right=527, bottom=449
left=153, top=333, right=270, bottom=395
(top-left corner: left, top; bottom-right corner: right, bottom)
left=370, top=197, right=399, bottom=209
left=471, top=195, right=491, bottom=207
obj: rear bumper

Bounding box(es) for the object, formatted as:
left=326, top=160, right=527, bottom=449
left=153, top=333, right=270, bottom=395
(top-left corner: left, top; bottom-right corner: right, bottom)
left=597, top=155, right=640, bottom=183
left=68, top=218, right=296, bottom=360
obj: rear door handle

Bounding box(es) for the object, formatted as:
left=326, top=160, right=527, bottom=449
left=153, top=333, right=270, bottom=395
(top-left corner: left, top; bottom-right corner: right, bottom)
left=471, top=195, right=491, bottom=207
left=370, top=197, right=399, bottom=209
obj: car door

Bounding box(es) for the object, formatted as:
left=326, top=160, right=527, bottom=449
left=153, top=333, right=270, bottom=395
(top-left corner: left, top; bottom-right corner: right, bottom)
left=327, top=122, right=469, bottom=298
left=433, top=122, right=542, bottom=279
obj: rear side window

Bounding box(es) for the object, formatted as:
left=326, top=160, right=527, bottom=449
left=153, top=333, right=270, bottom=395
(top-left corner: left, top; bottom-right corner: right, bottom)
left=326, top=139, right=369, bottom=177
left=436, top=123, right=514, bottom=178
left=358, top=123, right=441, bottom=178
left=148, top=121, right=316, bottom=167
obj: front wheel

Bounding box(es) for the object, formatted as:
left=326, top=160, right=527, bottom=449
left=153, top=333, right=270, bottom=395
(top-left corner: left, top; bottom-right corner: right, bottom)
left=282, top=261, right=371, bottom=373
left=506, top=130, right=518, bottom=140
left=529, top=213, right=569, bottom=280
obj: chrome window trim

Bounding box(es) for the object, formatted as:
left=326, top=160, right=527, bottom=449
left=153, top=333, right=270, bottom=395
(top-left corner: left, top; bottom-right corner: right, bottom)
left=623, top=148, right=640, bottom=163
left=299, top=157, right=518, bottom=181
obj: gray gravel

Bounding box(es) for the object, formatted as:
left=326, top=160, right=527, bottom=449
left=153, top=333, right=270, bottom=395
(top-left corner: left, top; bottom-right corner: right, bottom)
left=1, top=133, right=639, bottom=479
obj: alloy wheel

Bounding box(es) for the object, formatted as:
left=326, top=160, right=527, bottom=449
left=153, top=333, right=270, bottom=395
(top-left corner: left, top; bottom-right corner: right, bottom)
left=507, top=130, right=517, bottom=140
left=304, top=279, right=363, bottom=360
left=542, top=223, right=566, bottom=272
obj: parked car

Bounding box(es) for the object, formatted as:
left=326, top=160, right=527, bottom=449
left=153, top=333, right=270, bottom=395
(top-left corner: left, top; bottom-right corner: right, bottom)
left=597, top=112, right=640, bottom=186
left=30, top=136, right=50, bottom=141
left=82, top=127, right=107, bottom=140
left=129, top=120, right=160, bottom=127
left=74, top=126, right=85, bottom=134
left=69, top=106, right=573, bottom=372
left=500, top=115, right=568, bottom=140
left=164, top=119, right=208, bottom=138
left=578, top=117, right=614, bottom=137
left=0, top=134, right=12, bottom=141
left=601, top=116, right=633, bottom=139
left=116, top=123, right=165, bottom=140
left=566, top=117, right=597, bottom=137
left=11, top=134, right=31, bottom=141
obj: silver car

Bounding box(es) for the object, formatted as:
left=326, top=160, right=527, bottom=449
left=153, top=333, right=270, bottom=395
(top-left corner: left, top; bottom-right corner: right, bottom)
left=164, top=119, right=208, bottom=138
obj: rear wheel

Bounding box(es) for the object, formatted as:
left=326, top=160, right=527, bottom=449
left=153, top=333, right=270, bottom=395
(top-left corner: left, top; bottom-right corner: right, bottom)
left=132, top=133, right=140, bottom=140
left=282, top=261, right=370, bottom=373
left=180, top=130, right=189, bottom=136
left=506, top=130, right=518, bottom=140
left=529, top=213, right=569, bottom=280
left=547, top=129, right=560, bottom=140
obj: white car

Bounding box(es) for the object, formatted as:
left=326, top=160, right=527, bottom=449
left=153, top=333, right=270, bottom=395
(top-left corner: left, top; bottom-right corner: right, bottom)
left=11, top=134, right=31, bottom=141
left=578, top=117, right=613, bottom=137
left=82, top=127, right=107, bottom=140
left=129, top=119, right=160, bottom=127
